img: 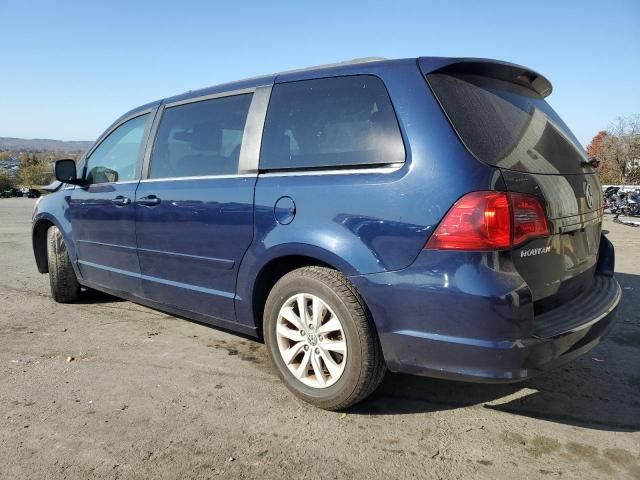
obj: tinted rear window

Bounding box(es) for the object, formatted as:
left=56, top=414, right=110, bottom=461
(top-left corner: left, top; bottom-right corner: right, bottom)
left=150, top=94, right=252, bottom=178
left=260, top=75, right=405, bottom=171
left=427, top=73, right=588, bottom=174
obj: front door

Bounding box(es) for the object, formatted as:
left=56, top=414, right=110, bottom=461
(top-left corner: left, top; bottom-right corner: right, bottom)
left=70, top=112, right=152, bottom=296
left=135, top=93, right=256, bottom=321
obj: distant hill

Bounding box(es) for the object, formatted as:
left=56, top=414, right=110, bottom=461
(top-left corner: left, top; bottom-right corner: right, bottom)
left=0, top=137, right=93, bottom=153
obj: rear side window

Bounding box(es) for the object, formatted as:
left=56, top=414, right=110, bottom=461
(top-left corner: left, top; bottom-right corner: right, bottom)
left=427, top=73, right=587, bottom=174
left=260, top=75, right=405, bottom=171
left=149, top=94, right=252, bottom=178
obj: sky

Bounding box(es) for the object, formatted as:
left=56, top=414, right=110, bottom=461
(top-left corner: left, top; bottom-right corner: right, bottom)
left=0, top=0, right=638, bottom=146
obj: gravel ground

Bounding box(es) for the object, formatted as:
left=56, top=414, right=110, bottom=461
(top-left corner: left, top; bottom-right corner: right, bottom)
left=0, top=197, right=639, bottom=479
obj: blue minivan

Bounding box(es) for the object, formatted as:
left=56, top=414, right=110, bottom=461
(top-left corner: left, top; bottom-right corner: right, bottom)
left=33, top=57, right=620, bottom=409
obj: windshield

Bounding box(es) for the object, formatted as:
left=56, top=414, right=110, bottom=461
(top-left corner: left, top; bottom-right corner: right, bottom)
left=427, top=73, right=589, bottom=174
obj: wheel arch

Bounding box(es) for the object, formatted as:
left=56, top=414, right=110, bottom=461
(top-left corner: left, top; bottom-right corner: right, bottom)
left=251, top=255, right=333, bottom=338
left=32, top=213, right=76, bottom=275
left=32, top=218, right=56, bottom=273
left=242, top=246, right=370, bottom=339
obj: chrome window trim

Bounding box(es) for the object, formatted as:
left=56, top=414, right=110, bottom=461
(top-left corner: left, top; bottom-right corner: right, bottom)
left=93, top=180, right=141, bottom=185
left=163, top=87, right=255, bottom=108
left=258, top=163, right=404, bottom=177
left=139, top=174, right=256, bottom=183
left=71, top=179, right=141, bottom=189
left=238, top=85, right=272, bottom=174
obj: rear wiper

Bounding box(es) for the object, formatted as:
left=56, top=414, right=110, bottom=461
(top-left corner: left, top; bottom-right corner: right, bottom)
left=581, top=157, right=600, bottom=168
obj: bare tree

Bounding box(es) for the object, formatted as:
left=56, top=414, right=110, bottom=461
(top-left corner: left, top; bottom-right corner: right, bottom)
left=595, top=115, right=640, bottom=184
left=625, top=115, right=640, bottom=183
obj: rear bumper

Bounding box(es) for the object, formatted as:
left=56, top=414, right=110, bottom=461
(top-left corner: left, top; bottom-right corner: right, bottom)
left=380, top=275, right=619, bottom=383
left=349, top=238, right=620, bottom=383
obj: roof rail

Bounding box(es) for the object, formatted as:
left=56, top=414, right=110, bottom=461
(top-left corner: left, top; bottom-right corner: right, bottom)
left=277, top=57, right=388, bottom=75
left=177, top=57, right=389, bottom=98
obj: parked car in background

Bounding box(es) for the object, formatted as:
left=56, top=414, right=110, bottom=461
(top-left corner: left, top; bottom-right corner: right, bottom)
left=32, top=57, right=620, bottom=409
left=1, top=187, right=21, bottom=198
left=25, top=188, right=41, bottom=198
left=0, top=187, right=41, bottom=198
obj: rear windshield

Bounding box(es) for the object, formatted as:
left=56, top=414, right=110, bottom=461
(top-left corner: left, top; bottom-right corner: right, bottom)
left=427, top=73, right=588, bottom=174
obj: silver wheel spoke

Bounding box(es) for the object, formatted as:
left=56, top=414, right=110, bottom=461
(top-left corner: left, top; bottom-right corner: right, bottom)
left=294, top=350, right=311, bottom=379
left=296, top=294, right=309, bottom=326
left=322, top=340, right=346, bottom=355
left=282, top=341, right=305, bottom=364
left=319, top=349, right=342, bottom=378
left=310, top=353, right=326, bottom=387
left=280, top=306, right=305, bottom=332
left=277, top=323, right=304, bottom=342
left=317, top=316, right=341, bottom=335
left=311, top=296, right=324, bottom=330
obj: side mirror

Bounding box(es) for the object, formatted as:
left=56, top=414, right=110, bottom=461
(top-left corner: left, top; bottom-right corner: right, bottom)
left=54, top=159, right=85, bottom=185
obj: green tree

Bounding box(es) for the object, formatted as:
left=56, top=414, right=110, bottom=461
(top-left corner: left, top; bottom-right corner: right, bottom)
left=18, top=155, right=53, bottom=187
left=0, top=170, right=14, bottom=191
left=19, top=153, right=41, bottom=167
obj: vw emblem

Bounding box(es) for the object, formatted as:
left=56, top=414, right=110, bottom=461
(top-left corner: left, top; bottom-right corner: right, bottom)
left=584, top=182, right=594, bottom=209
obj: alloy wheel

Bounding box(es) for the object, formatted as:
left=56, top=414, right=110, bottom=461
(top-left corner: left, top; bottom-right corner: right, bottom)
left=275, top=293, right=347, bottom=388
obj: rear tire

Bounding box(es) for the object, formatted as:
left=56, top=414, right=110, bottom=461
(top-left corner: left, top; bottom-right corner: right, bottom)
left=263, top=266, right=386, bottom=410
left=47, top=226, right=80, bottom=303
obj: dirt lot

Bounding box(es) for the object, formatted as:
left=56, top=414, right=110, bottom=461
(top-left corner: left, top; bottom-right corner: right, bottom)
left=0, top=197, right=639, bottom=479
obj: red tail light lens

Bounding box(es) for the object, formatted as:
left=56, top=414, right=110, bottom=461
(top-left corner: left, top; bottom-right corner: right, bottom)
left=426, top=191, right=549, bottom=251
left=426, top=192, right=511, bottom=250
left=510, top=192, right=549, bottom=246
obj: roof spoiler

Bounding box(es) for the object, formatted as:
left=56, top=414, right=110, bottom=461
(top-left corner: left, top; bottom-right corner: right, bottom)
left=418, top=57, right=553, bottom=97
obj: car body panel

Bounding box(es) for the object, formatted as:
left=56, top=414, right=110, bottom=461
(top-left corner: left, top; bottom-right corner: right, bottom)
left=502, top=169, right=604, bottom=312
left=234, top=60, right=504, bottom=327
left=69, top=181, right=143, bottom=295
left=134, top=176, right=256, bottom=321
left=349, top=234, right=618, bottom=381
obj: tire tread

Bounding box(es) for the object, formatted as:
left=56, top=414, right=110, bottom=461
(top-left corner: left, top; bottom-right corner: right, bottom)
left=46, top=226, right=80, bottom=303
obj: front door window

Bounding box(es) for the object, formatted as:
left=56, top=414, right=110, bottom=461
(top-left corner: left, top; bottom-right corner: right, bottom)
left=84, top=114, right=150, bottom=184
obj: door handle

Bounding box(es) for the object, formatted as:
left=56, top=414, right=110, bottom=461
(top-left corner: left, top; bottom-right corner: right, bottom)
left=137, top=195, right=161, bottom=206
left=111, top=195, right=131, bottom=206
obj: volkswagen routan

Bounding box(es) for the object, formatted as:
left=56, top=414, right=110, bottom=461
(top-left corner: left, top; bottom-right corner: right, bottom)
left=33, top=57, right=620, bottom=409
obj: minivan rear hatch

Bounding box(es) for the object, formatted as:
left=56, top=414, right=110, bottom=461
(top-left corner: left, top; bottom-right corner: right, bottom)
left=420, top=58, right=603, bottom=321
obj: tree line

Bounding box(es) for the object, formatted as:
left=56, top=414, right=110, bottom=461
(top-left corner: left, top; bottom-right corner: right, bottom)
left=0, top=151, right=81, bottom=191
left=587, top=115, right=640, bottom=184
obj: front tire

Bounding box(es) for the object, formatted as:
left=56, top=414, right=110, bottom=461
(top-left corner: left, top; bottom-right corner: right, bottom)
left=263, top=266, right=386, bottom=410
left=46, top=226, right=80, bottom=303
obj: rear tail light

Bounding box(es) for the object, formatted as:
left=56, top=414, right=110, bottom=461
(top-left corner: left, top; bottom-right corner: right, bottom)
left=425, top=191, right=549, bottom=251
left=510, top=192, right=549, bottom=246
